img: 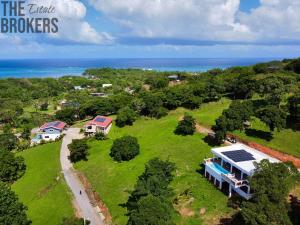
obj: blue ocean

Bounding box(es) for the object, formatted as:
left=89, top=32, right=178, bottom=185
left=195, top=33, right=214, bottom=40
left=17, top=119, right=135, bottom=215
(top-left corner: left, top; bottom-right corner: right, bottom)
left=0, top=58, right=280, bottom=78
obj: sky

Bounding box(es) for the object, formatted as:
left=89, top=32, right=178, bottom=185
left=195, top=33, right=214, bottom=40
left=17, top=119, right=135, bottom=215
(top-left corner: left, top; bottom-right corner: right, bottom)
left=1, top=0, right=300, bottom=59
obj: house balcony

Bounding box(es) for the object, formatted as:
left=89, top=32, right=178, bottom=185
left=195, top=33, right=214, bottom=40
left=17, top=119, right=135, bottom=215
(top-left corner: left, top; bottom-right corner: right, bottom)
left=204, top=158, right=249, bottom=188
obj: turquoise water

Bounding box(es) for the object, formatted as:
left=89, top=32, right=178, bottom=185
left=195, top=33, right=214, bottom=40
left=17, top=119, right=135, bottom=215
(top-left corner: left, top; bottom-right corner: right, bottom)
left=209, top=163, right=230, bottom=174
left=0, top=58, right=279, bottom=78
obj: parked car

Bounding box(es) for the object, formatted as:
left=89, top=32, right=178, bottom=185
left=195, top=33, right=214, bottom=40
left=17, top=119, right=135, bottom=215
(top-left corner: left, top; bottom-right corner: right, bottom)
left=226, top=137, right=237, bottom=144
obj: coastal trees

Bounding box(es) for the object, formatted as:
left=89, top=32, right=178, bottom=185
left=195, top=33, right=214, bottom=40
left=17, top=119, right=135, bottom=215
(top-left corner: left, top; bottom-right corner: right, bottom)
left=285, top=58, right=300, bottom=74
left=110, top=136, right=140, bottom=162
left=0, top=182, right=31, bottom=225
left=116, top=107, right=137, bottom=127
left=174, top=114, right=196, bottom=136
left=55, top=108, right=78, bottom=125
left=140, top=92, right=168, bottom=119
left=145, top=76, right=169, bottom=89
left=0, top=150, right=26, bottom=183
left=235, top=160, right=299, bottom=225
left=68, top=139, right=89, bottom=163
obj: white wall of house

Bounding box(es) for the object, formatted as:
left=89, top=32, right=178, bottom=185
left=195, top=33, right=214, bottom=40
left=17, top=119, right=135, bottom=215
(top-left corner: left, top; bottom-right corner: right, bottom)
left=85, top=123, right=112, bottom=135
left=41, top=133, right=61, bottom=141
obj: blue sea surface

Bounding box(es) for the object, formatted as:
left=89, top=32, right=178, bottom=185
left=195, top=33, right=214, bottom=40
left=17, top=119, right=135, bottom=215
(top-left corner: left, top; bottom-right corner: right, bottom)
left=0, top=58, right=280, bottom=78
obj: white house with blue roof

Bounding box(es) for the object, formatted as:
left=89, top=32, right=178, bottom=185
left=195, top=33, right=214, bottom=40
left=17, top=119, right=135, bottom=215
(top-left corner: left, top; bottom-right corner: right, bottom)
left=32, top=121, right=66, bottom=144
left=204, top=144, right=280, bottom=199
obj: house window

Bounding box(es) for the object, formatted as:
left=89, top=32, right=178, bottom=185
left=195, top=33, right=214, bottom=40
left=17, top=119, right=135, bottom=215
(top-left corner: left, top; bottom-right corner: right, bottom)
left=87, top=126, right=92, bottom=129
left=45, top=136, right=49, bottom=138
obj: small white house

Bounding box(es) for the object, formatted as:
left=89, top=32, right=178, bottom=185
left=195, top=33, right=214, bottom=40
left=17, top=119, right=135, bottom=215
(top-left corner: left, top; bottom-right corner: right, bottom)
left=74, top=86, right=84, bottom=90
left=85, top=116, right=112, bottom=135
left=204, top=144, right=280, bottom=199
left=31, top=121, right=66, bottom=144
left=102, top=84, right=112, bottom=88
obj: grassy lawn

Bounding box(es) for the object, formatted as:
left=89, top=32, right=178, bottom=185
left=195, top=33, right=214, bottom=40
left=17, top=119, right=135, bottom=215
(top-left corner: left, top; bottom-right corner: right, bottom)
left=232, top=118, right=300, bottom=158
left=189, top=98, right=231, bottom=127
left=75, top=108, right=233, bottom=225
left=12, top=142, right=74, bottom=225
left=189, top=98, right=300, bottom=158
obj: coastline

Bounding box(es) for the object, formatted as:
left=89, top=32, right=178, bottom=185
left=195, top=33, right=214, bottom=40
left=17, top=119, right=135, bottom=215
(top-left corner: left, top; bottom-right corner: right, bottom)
left=0, top=58, right=280, bottom=78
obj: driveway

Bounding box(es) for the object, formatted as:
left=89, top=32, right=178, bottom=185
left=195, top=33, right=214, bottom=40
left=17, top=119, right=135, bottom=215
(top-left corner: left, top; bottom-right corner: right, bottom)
left=60, top=128, right=105, bottom=225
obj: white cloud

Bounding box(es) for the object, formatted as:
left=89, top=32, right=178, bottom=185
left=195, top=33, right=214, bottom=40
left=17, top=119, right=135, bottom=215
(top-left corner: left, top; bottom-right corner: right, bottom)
left=28, top=0, right=113, bottom=44
left=90, top=0, right=300, bottom=44
left=239, top=0, right=300, bottom=42
left=90, top=0, right=253, bottom=42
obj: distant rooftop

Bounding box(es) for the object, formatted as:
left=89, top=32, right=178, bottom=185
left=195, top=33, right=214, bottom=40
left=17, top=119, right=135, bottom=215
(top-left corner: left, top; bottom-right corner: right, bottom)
left=212, top=144, right=280, bottom=175
left=40, top=121, right=66, bottom=130
left=86, top=116, right=112, bottom=128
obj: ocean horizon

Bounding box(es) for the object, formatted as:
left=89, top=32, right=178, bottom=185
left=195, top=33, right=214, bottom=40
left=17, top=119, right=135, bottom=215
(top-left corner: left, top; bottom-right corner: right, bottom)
left=0, top=58, right=281, bottom=78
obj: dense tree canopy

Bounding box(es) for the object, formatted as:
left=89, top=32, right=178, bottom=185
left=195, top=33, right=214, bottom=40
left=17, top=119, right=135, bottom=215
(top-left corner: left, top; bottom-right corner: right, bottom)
left=237, top=160, right=299, bottom=225
left=255, top=106, right=287, bottom=131
left=0, top=133, right=19, bottom=151
left=0, top=182, right=31, bottom=225
left=0, top=150, right=26, bottom=183
left=125, top=158, right=176, bottom=225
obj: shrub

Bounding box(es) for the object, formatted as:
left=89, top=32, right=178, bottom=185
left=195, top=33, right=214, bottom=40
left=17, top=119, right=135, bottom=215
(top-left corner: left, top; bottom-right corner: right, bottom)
left=94, top=132, right=107, bottom=141
left=68, top=139, right=89, bottom=163
left=174, top=114, right=196, bottom=136
left=110, top=136, right=140, bottom=162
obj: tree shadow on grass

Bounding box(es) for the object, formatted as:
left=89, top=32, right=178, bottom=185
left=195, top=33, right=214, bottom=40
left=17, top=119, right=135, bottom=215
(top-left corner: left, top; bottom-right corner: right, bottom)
left=286, top=116, right=300, bottom=131
left=196, top=163, right=205, bottom=175
left=202, top=135, right=220, bottom=147
left=245, top=128, right=274, bottom=142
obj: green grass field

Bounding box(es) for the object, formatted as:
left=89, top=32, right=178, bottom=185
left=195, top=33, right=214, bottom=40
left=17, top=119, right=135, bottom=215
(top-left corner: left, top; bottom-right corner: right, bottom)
left=75, top=107, right=233, bottom=225
left=189, top=98, right=231, bottom=126
left=232, top=118, right=300, bottom=158
left=12, top=142, right=74, bottom=225
left=189, top=98, right=300, bottom=158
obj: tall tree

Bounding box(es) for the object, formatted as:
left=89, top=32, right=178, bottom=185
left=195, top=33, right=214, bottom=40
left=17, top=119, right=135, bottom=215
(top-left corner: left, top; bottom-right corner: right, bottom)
left=255, top=106, right=287, bottom=131
left=127, top=194, right=174, bottom=225
left=116, top=107, right=137, bottom=127
left=174, top=114, right=196, bottom=136
left=0, top=150, right=26, bottom=183
left=0, top=182, right=31, bottom=225
left=68, top=139, right=89, bottom=163
left=0, top=133, right=19, bottom=151
left=238, top=160, right=299, bottom=225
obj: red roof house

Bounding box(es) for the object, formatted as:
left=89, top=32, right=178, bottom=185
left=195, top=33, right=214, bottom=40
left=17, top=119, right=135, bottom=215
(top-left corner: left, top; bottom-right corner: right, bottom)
left=40, top=121, right=66, bottom=131
left=85, top=116, right=113, bottom=134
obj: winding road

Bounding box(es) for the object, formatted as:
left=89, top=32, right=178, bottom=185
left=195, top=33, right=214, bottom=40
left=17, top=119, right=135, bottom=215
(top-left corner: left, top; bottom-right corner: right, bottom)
left=60, top=128, right=105, bottom=225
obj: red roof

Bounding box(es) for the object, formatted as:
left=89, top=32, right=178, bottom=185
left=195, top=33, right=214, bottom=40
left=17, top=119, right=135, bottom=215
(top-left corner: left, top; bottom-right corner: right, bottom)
left=40, top=121, right=66, bottom=130
left=86, top=116, right=112, bottom=128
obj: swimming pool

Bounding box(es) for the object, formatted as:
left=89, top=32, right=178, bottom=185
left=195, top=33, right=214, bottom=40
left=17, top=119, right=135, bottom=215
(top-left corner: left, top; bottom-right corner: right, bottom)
left=209, top=163, right=230, bottom=175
